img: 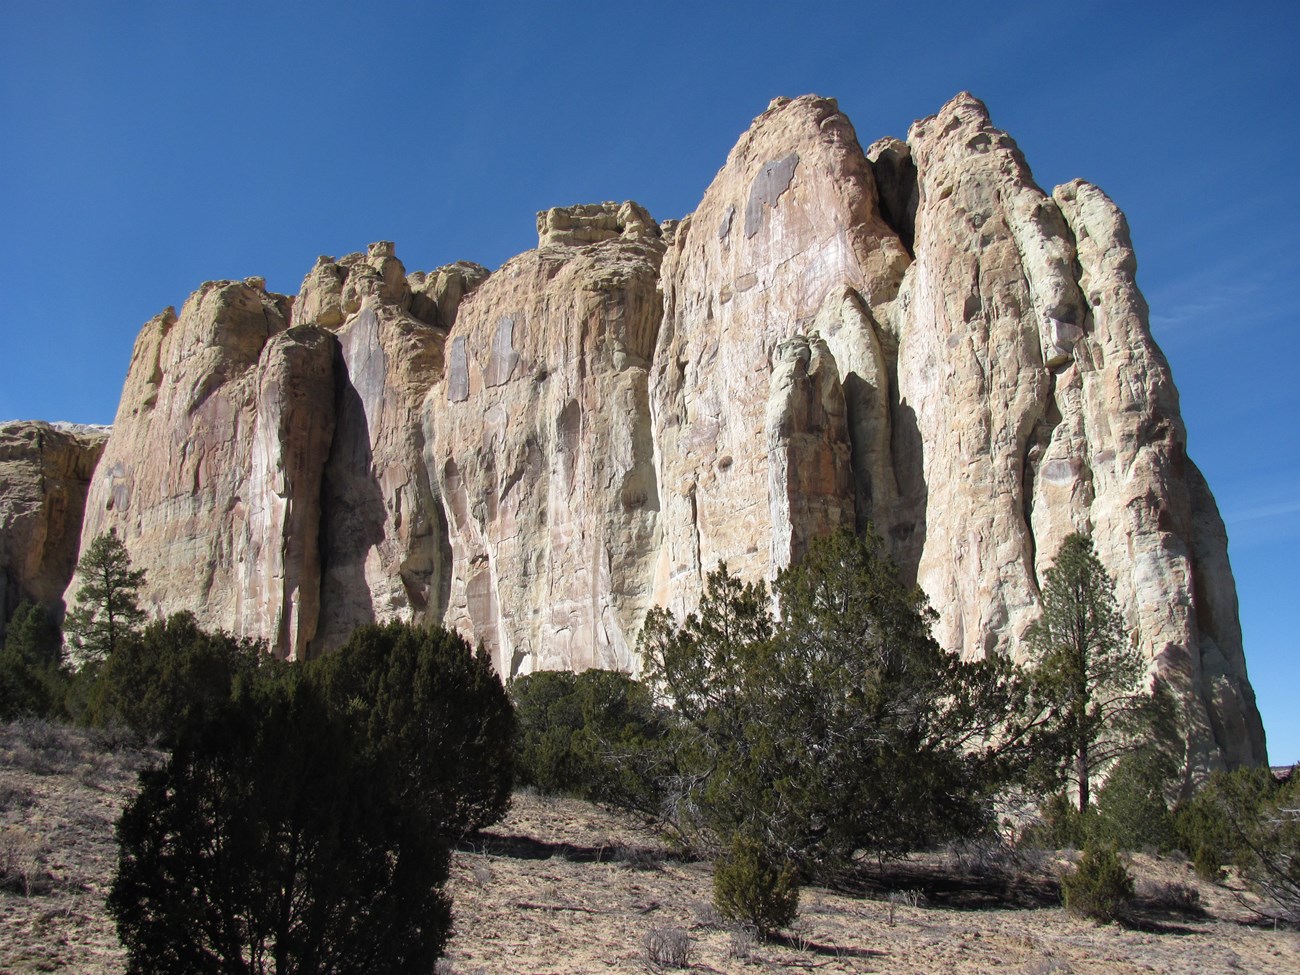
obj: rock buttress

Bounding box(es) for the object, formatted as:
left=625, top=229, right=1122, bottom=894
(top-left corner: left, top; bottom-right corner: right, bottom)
left=426, top=203, right=665, bottom=677
left=71, top=281, right=335, bottom=658
left=0, top=421, right=107, bottom=634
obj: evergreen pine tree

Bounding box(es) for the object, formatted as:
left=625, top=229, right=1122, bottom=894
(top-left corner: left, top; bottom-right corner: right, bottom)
left=1025, top=533, right=1152, bottom=814
left=64, top=529, right=147, bottom=663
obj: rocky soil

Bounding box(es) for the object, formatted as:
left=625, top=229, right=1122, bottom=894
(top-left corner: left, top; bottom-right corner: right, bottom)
left=2, top=721, right=1296, bottom=974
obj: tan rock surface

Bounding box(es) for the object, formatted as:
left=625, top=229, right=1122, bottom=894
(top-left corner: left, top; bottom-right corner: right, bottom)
left=885, top=93, right=1264, bottom=769
left=41, top=92, right=1265, bottom=772
left=427, top=202, right=665, bottom=676
left=1051, top=177, right=1266, bottom=770
left=765, top=334, right=854, bottom=569
left=892, top=92, right=1085, bottom=661
left=652, top=94, right=911, bottom=615
left=71, top=281, right=335, bottom=658
left=0, top=421, right=107, bottom=632
left=312, top=293, right=449, bottom=653
left=292, top=242, right=477, bottom=653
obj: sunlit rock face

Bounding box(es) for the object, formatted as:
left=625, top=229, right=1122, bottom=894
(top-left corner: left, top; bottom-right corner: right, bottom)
left=888, top=95, right=1264, bottom=769
left=425, top=202, right=666, bottom=677
left=0, top=421, right=107, bottom=635
left=47, top=92, right=1264, bottom=773
left=68, top=244, right=484, bottom=660
left=652, top=95, right=911, bottom=616
left=69, top=280, right=336, bottom=659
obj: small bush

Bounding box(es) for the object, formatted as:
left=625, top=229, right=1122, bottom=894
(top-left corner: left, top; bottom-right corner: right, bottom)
left=1092, top=750, right=1177, bottom=853
left=712, top=835, right=799, bottom=938
left=0, top=602, right=67, bottom=720
left=2, top=717, right=85, bottom=774
left=1172, top=766, right=1284, bottom=882
left=509, top=668, right=667, bottom=814
left=0, top=826, right=45, bottom=896
left=642, top=926, right=691, bottom=969
left=725, top=926, right=757, bottom=961
left=1061, top=843, right=1134, bottom=922
left=1024, top=792, right=1096, bottom=850
left=110, top=669, right=453, bottom=974
left=85, top=612, right=264, bottom=741
left=314, top=622, right=516, bottom=839
left=1139, top=879, right=1201, bottom=913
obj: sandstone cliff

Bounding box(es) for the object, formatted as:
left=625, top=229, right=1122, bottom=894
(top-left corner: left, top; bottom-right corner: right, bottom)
left=0, top=422, right=107, bottom=636
left=426, top=202, right=665, bottom=676
left=24, top=92, right=1264, bottom=771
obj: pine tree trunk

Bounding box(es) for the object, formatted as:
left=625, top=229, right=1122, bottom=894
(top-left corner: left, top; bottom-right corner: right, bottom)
left=1077, top=739, right=1089, bottom=814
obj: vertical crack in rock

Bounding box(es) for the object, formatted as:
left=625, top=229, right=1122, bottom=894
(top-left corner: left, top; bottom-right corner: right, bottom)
left=766, top=334, right=854, bottom=570
left=485, top=316, right=520, bottom=387
left=809, top=287, right=897, bottom=538
left=298, top=244, right=458, bottom=656
left=447, top=336, right=470, bottom=403
left=866, top=137, right=919, bottom=255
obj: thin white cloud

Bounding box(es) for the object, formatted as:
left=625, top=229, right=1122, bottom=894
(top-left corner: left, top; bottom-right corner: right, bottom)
left=1225, top=499, right=1300, bottom=524
left=1148, top=270, right=1292, bottom=335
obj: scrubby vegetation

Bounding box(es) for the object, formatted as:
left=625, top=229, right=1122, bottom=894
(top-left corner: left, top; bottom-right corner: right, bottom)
left=110, top=665, right=455, bottom=975
left=4, top=527, right=1297, bottom=970
left=509, top=667, right=667, bottom=812
left=1061, top=843, right=1135, bottom=922
left=104, top=619, right=517, bottom=972
left=312, top=621, right=517, bottom=840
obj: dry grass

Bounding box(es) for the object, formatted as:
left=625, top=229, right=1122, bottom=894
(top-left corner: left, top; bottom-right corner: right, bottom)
left=2, top=721, right=1298, bottom=974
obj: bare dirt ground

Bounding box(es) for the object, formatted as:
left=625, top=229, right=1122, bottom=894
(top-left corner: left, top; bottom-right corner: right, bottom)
left=2, top=720, right=1297, bottom=974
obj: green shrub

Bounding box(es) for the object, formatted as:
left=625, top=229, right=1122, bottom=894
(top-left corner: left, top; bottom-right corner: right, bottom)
left=0, top=602, right=67, bottom=720
left=1024, top=791, right=1096, bottom=850
left=313, top=622, right=516, bottom=838
left=510, top=670, right=583, bottom=793
left=1092, top=750, right=1177, bottom=853
left=84, top=612, right=264, bottom=741
left=510, top=668, right=667, bottom=813
left=1245, top=772, right=1299, bottom=923
left=640, top=529, right=1027, bottom=873
left=1173, top=766, right=1277, bottom=879
left=110, top=668, right=452, bottom=974
left=1061, top=843, right=1134, bottom=922
left=712, top=835, right=799, bottom=938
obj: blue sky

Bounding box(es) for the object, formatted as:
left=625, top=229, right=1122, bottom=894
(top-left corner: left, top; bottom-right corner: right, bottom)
left=2, top=1, right=1295, bottom=763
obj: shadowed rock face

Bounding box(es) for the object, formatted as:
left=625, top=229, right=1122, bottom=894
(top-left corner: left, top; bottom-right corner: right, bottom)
left=0, top=422, right=107, bottom=635
left=32, top=94, right=1265, bottom=772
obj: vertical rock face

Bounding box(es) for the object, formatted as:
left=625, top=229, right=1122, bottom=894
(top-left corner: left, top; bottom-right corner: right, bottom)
left=42, top=92, right=1265, bottom=772
left=888, top=93, right=1264, bottom=767
left=0, top=422, right=107, bottom=634
left=765, top=334, right=853, bottom=570
left=653, top=95, right=911, bottom=615
left=893, top=92, right=1084, bottom=660
left=1050, top=179, right=1266, bottom=768
left=294, top=242, right=468, bottom=653
left=426, top=203, right=665, bottom=677
left=71, top=281, right=336, bottom=658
